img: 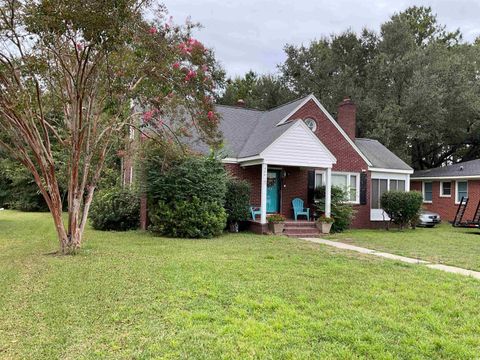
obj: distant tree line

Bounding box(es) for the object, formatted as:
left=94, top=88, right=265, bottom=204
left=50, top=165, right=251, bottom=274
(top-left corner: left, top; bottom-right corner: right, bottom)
left=218, top=6, right=480, bottom=170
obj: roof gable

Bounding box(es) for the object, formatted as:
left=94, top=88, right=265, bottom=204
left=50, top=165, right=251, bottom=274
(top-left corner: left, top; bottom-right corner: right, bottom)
left=261, top=120, right=336, bottom=167
left=276, top=94, right=373, bottom=167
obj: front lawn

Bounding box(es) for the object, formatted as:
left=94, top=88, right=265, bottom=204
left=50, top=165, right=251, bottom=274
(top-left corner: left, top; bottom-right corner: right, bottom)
left=1, top=211, right=480, bottom=359
left=327, top=223, right=480, bottom=271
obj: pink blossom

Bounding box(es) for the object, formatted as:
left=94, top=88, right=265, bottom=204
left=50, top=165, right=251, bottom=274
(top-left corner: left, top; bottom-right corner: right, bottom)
left=149, top=26, right=157, bottom=35
left=179, top=43, right=190, bottom=55
left=201, top=64, right=209, bottom=73
left=207, top=111, right=216, bottom=121
left=172, top=62, right=180, bottom=69
left=184, top=70, right=197, bottom=82
left=142, top=110, right=154, bottom=123
left=76, top=43, right=83, bottom=51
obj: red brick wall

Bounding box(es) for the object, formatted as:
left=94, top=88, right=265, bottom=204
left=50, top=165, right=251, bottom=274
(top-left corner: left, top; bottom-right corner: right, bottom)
left=411, top=179, right=480, bottom=223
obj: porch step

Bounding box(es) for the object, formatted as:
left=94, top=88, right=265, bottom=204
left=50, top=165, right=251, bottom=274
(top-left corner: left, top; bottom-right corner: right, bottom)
left=283, top=220, right=320, bottom=238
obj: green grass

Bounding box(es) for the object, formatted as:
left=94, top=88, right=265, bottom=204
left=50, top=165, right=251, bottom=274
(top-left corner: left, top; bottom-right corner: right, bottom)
left=327, top=223, right=480, bottom=271
left=1, top=211, right=480, bottom=359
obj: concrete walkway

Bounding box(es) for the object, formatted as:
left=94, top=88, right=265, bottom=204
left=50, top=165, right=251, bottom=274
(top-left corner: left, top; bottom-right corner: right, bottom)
left=301, top=238, right=480, bottom=280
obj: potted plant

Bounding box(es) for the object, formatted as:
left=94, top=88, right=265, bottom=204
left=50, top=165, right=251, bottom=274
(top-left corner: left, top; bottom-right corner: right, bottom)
left=267, top=214, right=286, bottom=234
left=316, top=215, right=334, bottom=234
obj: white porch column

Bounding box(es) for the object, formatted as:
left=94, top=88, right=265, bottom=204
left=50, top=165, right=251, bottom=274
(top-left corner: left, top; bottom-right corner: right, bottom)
left=325, top=167, right=332, bottom=217
left=260, top=162, right=268, bottom=224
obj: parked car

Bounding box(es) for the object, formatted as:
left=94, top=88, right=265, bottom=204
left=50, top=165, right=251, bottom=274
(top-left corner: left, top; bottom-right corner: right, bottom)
left=418, top=211, right=441, bottom=227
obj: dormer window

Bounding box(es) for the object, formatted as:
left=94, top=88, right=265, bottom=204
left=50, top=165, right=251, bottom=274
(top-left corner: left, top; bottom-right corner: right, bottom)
left=304, top=118, right=317, bottom=132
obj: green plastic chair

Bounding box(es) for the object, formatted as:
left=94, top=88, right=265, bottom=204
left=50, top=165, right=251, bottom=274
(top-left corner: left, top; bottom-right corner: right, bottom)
left=292, top=198, right=310, bottom=221
left=250, top=206, right=262, bottom=221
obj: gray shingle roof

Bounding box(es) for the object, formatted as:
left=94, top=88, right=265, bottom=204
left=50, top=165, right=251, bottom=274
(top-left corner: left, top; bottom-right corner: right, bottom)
left=198, top=96, right=412, bottom=173
left=355, top=138, right=413, bottom=171
left=216, top=96, right=306, bottom=158
left=412, top=159, right=480, bottom=178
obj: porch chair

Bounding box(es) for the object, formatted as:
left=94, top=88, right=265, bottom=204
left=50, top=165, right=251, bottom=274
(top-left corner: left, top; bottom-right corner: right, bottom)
left=250, top=206, right=262, bottom=221
left=292, top=198, right=310, bottom=221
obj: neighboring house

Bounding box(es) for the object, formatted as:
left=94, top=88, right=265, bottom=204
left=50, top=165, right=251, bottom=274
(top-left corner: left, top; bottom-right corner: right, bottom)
left=411, top=159, right=480, bottom=222
left=216, top=94, right=413, bottom=232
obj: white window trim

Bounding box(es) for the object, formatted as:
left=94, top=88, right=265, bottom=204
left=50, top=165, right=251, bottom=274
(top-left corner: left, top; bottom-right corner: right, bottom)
left=304, top=118, right=317, bottom=132
left=422, top=181, right=433, bottom=204
left=315, top=170, right=360, bottom=204
left=330, top=171, right=360, bottom=204
left=439, top=181, right=452, bottom=198
left=314, top=170, right=325, bottom=188
left=455, top=180, right=468, bottom=204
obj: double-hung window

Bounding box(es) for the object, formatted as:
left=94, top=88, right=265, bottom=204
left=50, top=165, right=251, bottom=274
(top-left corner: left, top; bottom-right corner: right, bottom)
left=440, top=181, right=451, bottom=197
left=456, top=181, right=468, bottom=203
left=331, top=173, right=359, bottom=203
left=423, top=182, right=433, bottom=203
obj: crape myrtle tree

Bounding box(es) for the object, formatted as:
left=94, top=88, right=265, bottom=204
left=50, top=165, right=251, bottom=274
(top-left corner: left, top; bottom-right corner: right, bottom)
left=0, top=0, right=223, bottom=254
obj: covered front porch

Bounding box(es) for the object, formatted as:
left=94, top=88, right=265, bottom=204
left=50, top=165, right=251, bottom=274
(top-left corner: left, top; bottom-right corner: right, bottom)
left=226, top=119, right=337, bottom=233
left=255, top=163, right=332, bottom=223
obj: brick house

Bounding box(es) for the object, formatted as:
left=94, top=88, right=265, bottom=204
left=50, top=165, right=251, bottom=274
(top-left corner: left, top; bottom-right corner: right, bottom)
left=411, top=159, right=480, bottom=223
left=215, top=94, right=413, bottom=232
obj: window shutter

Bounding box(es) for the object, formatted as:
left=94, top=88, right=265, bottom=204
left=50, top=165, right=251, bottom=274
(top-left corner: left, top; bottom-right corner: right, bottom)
left=360, top=172, right=367, bottom=205
left=307, top=170, right=315, bottom=205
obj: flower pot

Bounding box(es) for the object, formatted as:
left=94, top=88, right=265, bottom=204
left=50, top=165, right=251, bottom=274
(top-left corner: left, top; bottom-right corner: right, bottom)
left=316, top=222, right=332, bottom=234
left=268, top=222, right=285, bottom=234
left=229, top=222, right=239, bottom=233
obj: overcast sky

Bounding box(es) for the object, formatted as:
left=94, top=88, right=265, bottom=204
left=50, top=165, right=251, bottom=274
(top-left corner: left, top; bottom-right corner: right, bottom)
left=162, top=0, right=480, bottom=78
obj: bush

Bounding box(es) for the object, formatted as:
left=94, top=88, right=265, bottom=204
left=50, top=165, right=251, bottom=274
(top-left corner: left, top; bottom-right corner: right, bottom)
left=149, top=197, right=226, bottom=238
left=381, top=191, right=423, bottom=229
left=146, top=155, right=227, bottom=238
left=314, top=186, right=355, bottom=233
left=90, top=187, right=140, bottom=231
left=267, top=214, right=286, bottom=223
left=224, top=178, right=251, bottom=231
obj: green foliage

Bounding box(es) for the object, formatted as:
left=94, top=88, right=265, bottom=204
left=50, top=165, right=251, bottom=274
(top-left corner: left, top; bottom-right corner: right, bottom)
left=0, top=156, right=50, bottom=211
left=146, top=155, right=227, bottom=238
left=224, top=178, right=251, bottom=224
left=218, top=71, right=295, bottom=110
left=149, top=197, right=226, bottom=238
left=380, top=191, right=423, bottom=229
left=314, top=186, right=355, bottom=233
left=280, top=6, right=480, bottom=169
left=90, top=187, right=140, bottom=231
left=267, top=214, right=286, bottom=223
left=318, top=215, right=334, bottom=224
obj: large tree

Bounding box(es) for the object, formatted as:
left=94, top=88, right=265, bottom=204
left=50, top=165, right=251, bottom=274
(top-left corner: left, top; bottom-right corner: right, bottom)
left=280, top=6, right=480, bottom=169
left=218, top=70, right=295, bottom=110
left=0, top=0, right=222, bottom=253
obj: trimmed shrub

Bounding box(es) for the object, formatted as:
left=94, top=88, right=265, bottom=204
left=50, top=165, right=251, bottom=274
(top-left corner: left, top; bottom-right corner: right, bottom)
left=381, top=191, right=423, bottom=229
left=224, top=178, right=251, bottom=232
left=90, top=187, right=140, bottom=231
left=149, top=197, right=226, bottom=238
left=314, top=186, right=355, bottom=233
left=146, top=156, right=228, bottom=238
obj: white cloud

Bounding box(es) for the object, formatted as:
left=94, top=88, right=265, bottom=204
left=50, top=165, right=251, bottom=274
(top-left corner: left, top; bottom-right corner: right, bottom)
left=162, top=0, right=480, bottom=77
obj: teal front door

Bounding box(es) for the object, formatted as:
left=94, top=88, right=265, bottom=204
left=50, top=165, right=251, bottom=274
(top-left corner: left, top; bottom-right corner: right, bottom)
left=267, top=170, right=281, bottom=213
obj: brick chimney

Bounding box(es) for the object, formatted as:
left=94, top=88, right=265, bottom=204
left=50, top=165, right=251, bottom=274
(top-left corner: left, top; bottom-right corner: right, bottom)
left=337, top=97, right=356, bottom=140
